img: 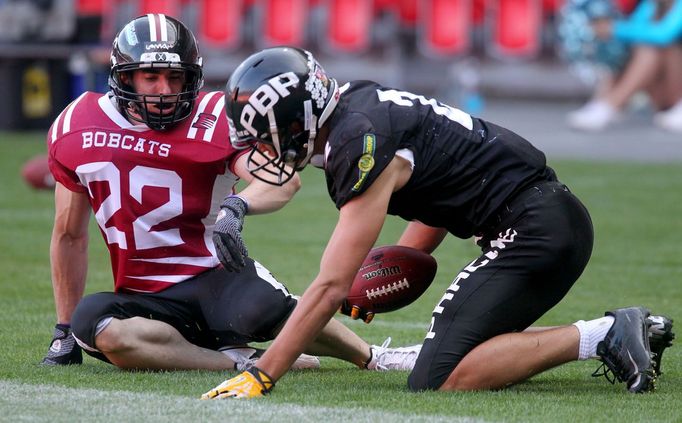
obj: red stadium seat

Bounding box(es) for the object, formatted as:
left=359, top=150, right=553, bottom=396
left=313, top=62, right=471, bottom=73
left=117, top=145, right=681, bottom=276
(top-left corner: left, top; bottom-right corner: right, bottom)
left=542, top=0, right=563, bottom=17
left=198, top=0, right=243, bottom=49
left=488, top=0, right=542, bottom=59
left=397, top=0, right=418, bottom=26
left=472, top=0, right=486, bottom=25
left=419, top=0, right=472, bottom=57
left=260, top=0, right=308, bottom=47
left=77, top=0, right=106, bottom=15
left=615, top=0, right=637, bottom=13
left=326, top=0, right=373, bottom=53
left=138, top=0, right=182, bottom=16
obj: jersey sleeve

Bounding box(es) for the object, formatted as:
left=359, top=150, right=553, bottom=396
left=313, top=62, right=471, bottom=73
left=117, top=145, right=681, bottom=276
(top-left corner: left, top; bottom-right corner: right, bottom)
left=46, top=119, right=88, bottom=193
left=326, top=112, right=398, bottom=209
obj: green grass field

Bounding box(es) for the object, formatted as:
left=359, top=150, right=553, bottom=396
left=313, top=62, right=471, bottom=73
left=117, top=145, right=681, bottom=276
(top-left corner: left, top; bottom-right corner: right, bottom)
left=1, top=132, right=680, bottom=422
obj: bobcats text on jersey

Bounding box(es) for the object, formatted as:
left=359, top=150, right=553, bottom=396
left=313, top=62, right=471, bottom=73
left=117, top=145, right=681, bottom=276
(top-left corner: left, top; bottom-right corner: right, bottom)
left=81, top=131, right=171, bottom=157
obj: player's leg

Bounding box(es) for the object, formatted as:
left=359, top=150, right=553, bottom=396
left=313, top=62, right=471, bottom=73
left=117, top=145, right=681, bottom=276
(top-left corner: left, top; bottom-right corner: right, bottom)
left=409, top=182, right=595, bottom=391
left=202, top=259, right=419, bottom=370
left=71, top=291, right=239, bottom=370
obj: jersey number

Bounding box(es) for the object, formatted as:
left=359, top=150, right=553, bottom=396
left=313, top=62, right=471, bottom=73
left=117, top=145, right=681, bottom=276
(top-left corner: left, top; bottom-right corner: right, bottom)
left=76, top=162, right=183, bottom=250
left=376, top=88, right=473, bottom=130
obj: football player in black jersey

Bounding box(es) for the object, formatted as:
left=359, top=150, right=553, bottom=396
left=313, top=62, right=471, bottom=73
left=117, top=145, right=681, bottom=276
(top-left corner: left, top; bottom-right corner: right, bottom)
left=203, top=47, right=673, bottom=399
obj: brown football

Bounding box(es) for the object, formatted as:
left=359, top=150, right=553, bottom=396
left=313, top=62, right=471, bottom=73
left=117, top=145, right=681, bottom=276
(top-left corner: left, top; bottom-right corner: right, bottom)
left=347, top=245, right=437, bottom=313
left=21, top=154, right=55, bottom=190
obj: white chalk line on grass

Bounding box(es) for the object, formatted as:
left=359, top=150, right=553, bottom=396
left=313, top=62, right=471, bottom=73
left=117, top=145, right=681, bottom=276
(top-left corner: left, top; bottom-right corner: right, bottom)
left=0, top=380, right=491, bottom=423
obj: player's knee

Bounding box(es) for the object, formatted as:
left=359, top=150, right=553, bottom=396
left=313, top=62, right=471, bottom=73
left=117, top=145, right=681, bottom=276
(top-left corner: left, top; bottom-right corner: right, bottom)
left=71, top=292, right=122, bottom=349
left=407, top=369, right=436, bottom=392
left=407, top=359, right=463, bottom=392
left=92, top=318, right=131, bottom=352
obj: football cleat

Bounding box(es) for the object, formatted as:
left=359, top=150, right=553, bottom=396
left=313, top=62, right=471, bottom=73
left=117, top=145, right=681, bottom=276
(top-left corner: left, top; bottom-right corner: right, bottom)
left=201, top=366, right=274, bottom=399
left=593, top=307, right=656, bottom=393
left=366, top=337, right=421, bottom=371
left=647, top=315, right=674, bottom=376
left=220, top=346, right=320, bottom=371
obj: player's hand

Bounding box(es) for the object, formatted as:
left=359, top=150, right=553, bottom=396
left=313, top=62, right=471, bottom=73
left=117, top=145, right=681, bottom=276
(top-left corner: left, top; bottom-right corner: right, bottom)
left=41, top=324, right=82, bottom=365
left=340, top=300, right=375, bottom=324
left=213, top=195, right=249, bottom=272
left=201, top=366, right=275, bottom=399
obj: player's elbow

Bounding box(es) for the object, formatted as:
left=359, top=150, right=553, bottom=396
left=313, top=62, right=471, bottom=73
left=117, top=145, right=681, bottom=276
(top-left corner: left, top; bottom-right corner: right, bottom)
left=311, top=276, right=351, bottom=310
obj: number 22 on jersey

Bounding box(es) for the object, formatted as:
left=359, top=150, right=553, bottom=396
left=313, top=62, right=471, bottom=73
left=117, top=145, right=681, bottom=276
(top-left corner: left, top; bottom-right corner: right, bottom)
left=76, top=161, right=183, bottom=250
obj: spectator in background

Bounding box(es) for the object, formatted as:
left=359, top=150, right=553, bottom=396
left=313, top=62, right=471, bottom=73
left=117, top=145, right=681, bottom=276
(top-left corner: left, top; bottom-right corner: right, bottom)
left=567, top=0, right=682, bottom=132
left=0, top=0, right=75, bottom=42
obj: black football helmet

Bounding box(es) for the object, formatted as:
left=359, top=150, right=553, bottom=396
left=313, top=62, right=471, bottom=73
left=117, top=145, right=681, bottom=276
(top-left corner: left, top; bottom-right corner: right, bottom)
left=224, top=47, right=340, bottom=185
left=109, top=14, right=203, bottom=130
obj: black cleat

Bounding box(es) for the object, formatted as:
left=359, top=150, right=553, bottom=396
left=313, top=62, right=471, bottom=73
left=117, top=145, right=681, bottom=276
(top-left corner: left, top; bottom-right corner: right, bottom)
left=648, top=315, right=674, bottom=376
left=593, top=307, right=656, bottom=393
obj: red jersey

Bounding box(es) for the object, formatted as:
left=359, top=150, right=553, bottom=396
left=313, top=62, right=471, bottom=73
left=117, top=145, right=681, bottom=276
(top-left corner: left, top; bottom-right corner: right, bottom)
left=47, top=91, right=243, bottom=293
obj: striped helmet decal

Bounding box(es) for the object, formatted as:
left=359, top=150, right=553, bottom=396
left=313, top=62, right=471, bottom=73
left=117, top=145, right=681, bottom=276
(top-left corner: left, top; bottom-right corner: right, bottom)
left=147, top=13, right=169, bottom=42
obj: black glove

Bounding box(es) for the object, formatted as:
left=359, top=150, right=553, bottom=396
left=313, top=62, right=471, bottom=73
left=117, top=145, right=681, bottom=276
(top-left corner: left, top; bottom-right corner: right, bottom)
left=213, top=195, right=249, bottom=272
left=41, top=324, right=82, bottom=365
left=340, top=300, right=375, bottom=324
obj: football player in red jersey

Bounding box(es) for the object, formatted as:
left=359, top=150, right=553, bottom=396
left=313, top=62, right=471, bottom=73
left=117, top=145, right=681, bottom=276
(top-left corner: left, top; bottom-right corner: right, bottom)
left=42, top=15, right=419, bottom=373
left=202, top=47, right=674, bottom=399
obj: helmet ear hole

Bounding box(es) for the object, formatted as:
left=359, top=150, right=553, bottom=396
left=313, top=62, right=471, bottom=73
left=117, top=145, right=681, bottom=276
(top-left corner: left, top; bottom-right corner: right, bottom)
left=282, top=149, right=298, bottom=164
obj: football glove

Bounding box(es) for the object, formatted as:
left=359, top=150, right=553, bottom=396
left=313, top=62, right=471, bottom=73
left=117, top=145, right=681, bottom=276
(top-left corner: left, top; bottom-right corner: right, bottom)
left=41, top=324, right=82, bottom=365
left=201, top=366, right=275, bottom=399
left=213, top=195, right=249, bottom=272
left=340, top=300, right=375, bottom=324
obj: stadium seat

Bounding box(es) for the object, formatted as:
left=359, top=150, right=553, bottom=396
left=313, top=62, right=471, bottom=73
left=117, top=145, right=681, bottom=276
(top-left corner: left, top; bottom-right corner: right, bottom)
left=198, top=0, right=242, bottom=50
left=138, top=0, right=182, bottom=16
left=325, top=0, right=373, bottom=53
left=419, top=0, right=472, bottom=57
left=260, top=0, right=308, bottom=47
left=542, top=0, right=563, bottom=17
left=397, top=0, right=418, bottom=27
left=77, top=0, right=106, bottom=15
left=487, top=0, right=542, bottom=59
left=615, top=0, right=637, bottom=13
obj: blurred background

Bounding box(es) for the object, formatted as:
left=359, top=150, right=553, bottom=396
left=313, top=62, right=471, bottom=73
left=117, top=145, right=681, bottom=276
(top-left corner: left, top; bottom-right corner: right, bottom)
left=1, top=0, right=680, bottom=161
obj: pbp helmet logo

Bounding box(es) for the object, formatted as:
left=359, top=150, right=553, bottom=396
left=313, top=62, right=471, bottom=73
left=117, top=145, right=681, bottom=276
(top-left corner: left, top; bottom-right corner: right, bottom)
left=240, top=72, right=299, bottom=137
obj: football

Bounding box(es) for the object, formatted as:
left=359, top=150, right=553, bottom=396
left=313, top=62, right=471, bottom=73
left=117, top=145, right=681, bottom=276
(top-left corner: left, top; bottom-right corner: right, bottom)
left=21, top=154, right=55, bottom=190
left=347, top=245, right=437, bottom=314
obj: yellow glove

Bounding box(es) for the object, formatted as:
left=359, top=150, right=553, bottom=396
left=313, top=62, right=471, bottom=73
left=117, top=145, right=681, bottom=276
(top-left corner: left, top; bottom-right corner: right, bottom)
left=201, top=366, right=275, bottom=400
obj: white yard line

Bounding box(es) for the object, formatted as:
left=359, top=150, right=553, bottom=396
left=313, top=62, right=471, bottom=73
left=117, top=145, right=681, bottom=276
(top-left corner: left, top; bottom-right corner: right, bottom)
left=0, top=380, right=489, bottom=423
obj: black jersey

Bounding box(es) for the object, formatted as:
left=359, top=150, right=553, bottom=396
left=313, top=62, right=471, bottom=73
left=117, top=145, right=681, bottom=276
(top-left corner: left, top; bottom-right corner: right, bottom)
left=323, top=81, right=557, bottom=239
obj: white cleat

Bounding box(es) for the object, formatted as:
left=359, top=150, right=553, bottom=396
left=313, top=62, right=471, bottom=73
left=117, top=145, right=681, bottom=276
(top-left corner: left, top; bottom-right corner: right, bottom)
left=366, top=337, right=421, bottom=371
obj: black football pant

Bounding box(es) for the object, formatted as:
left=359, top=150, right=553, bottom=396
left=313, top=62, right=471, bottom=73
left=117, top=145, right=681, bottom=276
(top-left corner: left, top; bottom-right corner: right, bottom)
left=71, top=258, right=297, bottom=363
left=408, top=181, right=593, bottom=390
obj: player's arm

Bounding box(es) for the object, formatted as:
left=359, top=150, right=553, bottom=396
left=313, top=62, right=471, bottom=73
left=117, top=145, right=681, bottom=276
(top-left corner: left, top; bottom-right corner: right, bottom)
left=398, top=221, right=448, bottom=254
left=232, top=152, right=301, bottom=214
left=202, top=156, right=411, bottom=399
left=213, top=153, right=302, bottom=271
left=43, top=182, right=91, bottom=365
